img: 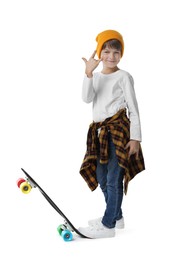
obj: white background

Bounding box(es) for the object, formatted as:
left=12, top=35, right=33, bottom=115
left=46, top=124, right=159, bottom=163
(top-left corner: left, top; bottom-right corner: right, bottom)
left=0, top=0, right=178, bottom=259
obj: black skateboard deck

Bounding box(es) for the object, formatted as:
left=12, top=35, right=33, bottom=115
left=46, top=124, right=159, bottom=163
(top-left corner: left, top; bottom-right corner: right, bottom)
left=17, top=168, right=90, bottom=241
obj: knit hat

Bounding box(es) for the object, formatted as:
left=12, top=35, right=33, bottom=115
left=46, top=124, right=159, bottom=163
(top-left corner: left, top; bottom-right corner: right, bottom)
left=96, top=30, right=124, bottom=58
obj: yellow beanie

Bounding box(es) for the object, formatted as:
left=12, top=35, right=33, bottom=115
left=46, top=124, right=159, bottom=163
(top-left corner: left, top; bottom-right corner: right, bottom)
left=96, top=30, right=124, bottom=58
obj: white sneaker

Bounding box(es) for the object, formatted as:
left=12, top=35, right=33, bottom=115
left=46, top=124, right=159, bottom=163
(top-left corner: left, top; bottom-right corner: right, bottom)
left=115, top=217, right=125, bottom=229
left=78, top=222, right=115, bottom=239
left=88, top=217, right=125, bottom=229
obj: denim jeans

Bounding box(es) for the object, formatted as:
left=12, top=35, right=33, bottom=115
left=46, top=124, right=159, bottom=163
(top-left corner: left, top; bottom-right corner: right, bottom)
left=96, top=132, right=124, bottom=228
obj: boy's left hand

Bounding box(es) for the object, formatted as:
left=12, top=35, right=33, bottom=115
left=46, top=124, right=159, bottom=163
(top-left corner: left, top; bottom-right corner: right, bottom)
left=125, top=140, right=140, bottom=159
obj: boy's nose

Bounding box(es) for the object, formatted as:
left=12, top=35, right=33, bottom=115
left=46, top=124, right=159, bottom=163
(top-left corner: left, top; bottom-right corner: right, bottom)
left=109, top=53, right=114, bottom=59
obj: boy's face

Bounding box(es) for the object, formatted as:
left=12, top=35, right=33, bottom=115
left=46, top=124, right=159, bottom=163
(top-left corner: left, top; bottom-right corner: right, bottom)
left=100, top=47, right=121, bottom=69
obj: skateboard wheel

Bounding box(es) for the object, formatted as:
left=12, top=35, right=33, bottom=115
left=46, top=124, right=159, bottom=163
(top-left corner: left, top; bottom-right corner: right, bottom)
left=17, top=178, right=26, bottom=188
left=57, top=224, right=65, bottom=235
left=20, top=182, right=32, bottom=194
left=61, top=230, right=73, bottom=242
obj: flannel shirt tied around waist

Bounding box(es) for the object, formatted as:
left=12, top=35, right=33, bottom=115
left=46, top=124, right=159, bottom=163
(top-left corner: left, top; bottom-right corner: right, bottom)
left=79, top=108, right=145, bottom=194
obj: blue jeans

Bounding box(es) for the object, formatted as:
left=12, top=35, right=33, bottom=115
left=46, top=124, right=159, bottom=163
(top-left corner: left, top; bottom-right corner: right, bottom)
left=96, top=132, right=124, bottom=228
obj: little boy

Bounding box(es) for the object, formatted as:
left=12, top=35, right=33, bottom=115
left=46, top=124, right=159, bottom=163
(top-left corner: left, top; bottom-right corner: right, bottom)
left=79, top=30, right=145, bottom=238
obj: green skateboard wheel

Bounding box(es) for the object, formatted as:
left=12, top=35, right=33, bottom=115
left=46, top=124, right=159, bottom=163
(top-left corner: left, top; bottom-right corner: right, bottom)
left=57, top=224, right=65, bottom=235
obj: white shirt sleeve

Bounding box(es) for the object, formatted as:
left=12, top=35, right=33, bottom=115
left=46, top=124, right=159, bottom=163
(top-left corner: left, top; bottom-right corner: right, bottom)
left=122, top=74, right=142, bottom=141
left=82, top=75, right=95, bottom=103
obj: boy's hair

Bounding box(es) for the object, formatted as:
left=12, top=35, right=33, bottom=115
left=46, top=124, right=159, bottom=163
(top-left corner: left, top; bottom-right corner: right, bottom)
left=102, top=39, right=122, bottom=53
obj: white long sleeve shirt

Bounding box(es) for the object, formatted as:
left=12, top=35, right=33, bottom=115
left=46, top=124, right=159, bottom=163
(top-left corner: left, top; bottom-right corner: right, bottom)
left=82, top=69, right=142, bottom=141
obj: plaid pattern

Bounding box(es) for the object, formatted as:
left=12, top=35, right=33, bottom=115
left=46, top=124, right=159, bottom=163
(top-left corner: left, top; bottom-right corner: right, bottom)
left=79, top=109, right=145, bottom=194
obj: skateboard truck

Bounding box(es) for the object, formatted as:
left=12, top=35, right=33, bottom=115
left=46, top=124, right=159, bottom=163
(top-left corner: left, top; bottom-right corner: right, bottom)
left=25, top=177, right=36, bottom=188
left=63, top=220, right=74, bottom=232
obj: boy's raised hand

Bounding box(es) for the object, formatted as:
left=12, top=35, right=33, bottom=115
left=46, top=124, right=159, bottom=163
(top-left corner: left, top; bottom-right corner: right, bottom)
left=82, top=50, right=101, bottom=78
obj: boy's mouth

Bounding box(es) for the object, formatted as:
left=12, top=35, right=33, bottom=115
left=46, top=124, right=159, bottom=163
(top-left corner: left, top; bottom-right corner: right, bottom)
left=106, top=60, right=116, bottom=63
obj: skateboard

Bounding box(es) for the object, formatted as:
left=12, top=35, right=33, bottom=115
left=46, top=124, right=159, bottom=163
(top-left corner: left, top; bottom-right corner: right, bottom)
left=17, top=168, right=90, bottom=241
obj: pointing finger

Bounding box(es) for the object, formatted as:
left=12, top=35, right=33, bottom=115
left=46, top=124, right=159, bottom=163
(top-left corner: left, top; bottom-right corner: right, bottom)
left=90, top=50, right=97, bottom=59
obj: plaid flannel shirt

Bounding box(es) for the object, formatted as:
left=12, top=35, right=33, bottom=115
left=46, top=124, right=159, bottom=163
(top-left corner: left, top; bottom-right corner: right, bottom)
left=79, top=108, right=145, bottom=194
